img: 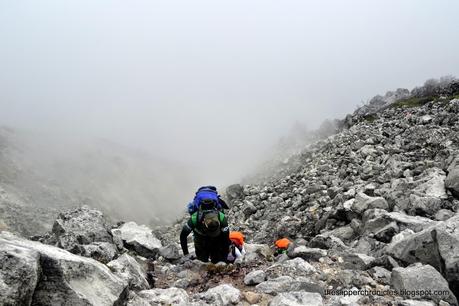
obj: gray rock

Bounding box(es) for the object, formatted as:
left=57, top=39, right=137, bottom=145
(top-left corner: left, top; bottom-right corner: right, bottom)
left=412, top=168, right=447, bottom=198
left=391, top=264, right=457, bottom=305
left=51, top=206, right=119, bottom=262
left=244, top=270, right=266, bottom=286
left=369, top=255, right=400, bottom=270
left=309, top=234, right=349, bottom=251
left=321, top=225, right=355, bottom=241
left=288, top=246, right=327, bottom=261
left=129, top=288, right=190, bottom=306
left=446, top=163, right=459, bottom=198
left=341, top=252, right=375, bottom=270
left=256, top=276, right=323, bottom=295
left=386, top=213, right=459, bottom=295
left=226, top=184, right=244, bottom=203
left=243, top=243, right=273, bottom=263
left=243, top=200, right=258, bottom=217
left=391, top=228, right=415, bottom=243
left=80, top=241, right=119, bottom=264
left=368, top=266, right=391, bottom=285
left=408, top=194, right=442, bottom=217
left=435, top=209, right=455, bottom=221
left=398, top=300, right=435, bottom=306
left=274, top=257, right=317, bottom=275
left=420, top=114, right=433, bottom=123
left=159, top=244, right=181, bottom=261
left=0, top=241, right=40, bottom=306
left=198, top=284, right=241, bottom=306
left=173, top=269, right=200, bottom=289
left=374, top=221, right=399, bottom=243
left=351, top=192, right=389, bottom=214
left=107, top=253, right=149, bottom=291
left=0, top=231, right=128, bottom=306
left=363, top=211, right=433, bottom=236
left=268, top=291, right=323, bottom=306
left=113, top=222, right=162, bottom=258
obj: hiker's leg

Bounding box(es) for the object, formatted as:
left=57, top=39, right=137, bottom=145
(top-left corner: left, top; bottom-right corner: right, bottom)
left=210, top=235, right=230, bottom=263
left=194, top=236, right=209, bottom=262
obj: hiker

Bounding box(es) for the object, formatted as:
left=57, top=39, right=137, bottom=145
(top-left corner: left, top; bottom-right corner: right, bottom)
left=227, top=231, right=246, bottom=262
left=187, top=186, right=229, bottom=214
left=180, top=187, right=230, bottom=263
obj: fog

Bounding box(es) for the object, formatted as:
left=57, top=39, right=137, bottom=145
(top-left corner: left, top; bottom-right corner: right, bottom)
left=1, top=1, right=459, bottom=222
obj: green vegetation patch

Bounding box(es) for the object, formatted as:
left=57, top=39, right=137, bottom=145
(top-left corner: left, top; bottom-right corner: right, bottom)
left=363, top=114, right=378, bottom=122
left=391, top=96, right=436, bottom=109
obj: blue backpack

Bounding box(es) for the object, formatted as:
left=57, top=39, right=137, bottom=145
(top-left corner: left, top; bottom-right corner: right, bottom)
left=187, top=186, right=222, bottom=214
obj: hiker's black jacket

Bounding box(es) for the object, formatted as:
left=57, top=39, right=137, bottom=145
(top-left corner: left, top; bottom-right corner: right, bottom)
left=180, top=212, right=230, bottom=256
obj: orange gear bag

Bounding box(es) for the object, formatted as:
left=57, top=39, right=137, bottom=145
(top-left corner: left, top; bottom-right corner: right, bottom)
left=275, top=238, right=291, bottom=250
left=229, top=231, right=245, bottom=248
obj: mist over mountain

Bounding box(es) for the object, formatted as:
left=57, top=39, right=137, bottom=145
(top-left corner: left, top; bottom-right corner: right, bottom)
left=0, top=127, right=198, bottom=229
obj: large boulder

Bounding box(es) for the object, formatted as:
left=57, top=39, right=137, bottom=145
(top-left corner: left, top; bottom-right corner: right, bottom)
left=0, top=242, right=40, bottom=306
left=404, top=168, right=447, bottom=216
left=362, top=210, right=434, bottom=237
left=225, top=184, right=244, bottom=204
left=386, top=213, right=459, bottom=298
left=113, top=222, right=162, bottom=258
left=51, top=206, right=119, bottom=263
left=0, top=231, right=128, bottom=306
left=107, top=253, right=150, bottom=291
left=391, top=264, right=457, bottom=305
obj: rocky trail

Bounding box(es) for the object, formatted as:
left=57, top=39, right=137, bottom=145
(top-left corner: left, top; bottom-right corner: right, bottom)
left=2, top=80, right=459, bottom=305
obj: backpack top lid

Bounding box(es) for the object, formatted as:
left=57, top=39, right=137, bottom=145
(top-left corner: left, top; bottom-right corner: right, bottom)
left=193, top=186, right=219, bottom=206
left=197, top=186, right=217, bottom=192
left=187, top=186, right=222, bottom=214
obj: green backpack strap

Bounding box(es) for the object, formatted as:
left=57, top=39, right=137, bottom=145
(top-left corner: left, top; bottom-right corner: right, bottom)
left=218, top=212, right=225, bottom=222
left=191, top=212, right=198, bottom=227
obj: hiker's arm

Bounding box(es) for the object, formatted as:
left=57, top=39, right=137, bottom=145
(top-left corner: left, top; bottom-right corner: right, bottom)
left=220, top=217, right=230, bottom=250
left=180, top=220, right=193, bottom=256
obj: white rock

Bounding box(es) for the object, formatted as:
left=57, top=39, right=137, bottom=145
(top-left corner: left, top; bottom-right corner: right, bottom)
left=114, top=222, right=162, bottom=257
left=0, top=242, right=40, bottom=305
left=244, top=270, right=266, bottom=286
left=130, top=287, right=190, bottom=306
left=268, top=291, right=323, bottom=306
left=0, top=231, right=128, bottom=306
left=107, top=253, right=149, bottom=290
left=199, top=284, right=241, bottom=306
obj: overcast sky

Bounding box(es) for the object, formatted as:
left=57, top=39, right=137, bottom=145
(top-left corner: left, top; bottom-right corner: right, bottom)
left=1, top=0, right=459, bottom=184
